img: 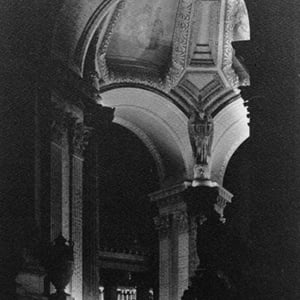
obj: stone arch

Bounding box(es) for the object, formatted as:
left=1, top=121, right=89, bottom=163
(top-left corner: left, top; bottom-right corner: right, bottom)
left=101, top=86, right=194, bottom=188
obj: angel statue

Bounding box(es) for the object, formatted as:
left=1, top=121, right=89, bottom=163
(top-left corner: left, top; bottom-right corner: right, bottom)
left=188, top=109, right=214, bottom=171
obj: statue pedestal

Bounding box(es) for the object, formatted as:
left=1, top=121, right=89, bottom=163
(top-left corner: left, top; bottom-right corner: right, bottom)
left=181, top=183, right=235, bottom=300
left=150, top=182, right=233, bottom=300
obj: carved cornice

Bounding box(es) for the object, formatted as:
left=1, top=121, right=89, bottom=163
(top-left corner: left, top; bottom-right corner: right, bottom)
left=106, top=70, right=165, bottom=92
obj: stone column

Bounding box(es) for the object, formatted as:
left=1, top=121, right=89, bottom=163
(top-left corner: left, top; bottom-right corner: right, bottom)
left=69, top=121, right=92, bottom=300
left=83, top=106, right=114, bottom=300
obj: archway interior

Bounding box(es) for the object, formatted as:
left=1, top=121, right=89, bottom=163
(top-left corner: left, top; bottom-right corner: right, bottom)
left=97, top=123, right=159, bottom=252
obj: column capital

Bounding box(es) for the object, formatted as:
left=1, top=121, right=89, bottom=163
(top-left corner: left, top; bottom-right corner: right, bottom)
left=71, top=121, right=93, bottom=158
left=173, top=210, right=189, bottom=233
left=51, top=104, right=74, bottom=145
left=153, top=214, right=171, bottom=238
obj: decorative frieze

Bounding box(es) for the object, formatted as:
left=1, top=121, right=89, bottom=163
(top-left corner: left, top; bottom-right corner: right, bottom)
left=165, top=0, right=193, bottom=91
left=222, top=0, right=250, bottom=88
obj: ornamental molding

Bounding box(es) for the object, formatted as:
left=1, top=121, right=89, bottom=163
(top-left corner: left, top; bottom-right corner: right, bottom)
left=222, top=0, right=249, bottom=88
left=164, top=0, right=194, bottom=91
left=222, top=0, right=239, bottom=88
left=104, top=69, right=166, bottom=92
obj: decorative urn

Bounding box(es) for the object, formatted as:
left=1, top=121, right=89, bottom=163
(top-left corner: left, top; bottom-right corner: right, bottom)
left=46, top=234, right=74, bottom=299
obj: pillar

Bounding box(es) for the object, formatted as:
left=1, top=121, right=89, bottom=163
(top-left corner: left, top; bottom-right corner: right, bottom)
left=150, top=182, right=233, bottom=300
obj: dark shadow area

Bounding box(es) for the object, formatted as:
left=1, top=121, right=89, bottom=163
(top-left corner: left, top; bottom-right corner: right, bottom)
left=97, top=123, right=159, bottom=252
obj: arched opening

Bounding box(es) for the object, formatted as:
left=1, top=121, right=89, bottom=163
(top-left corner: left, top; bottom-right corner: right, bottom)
left=98, top=123, right=159, bottom=249
left=101, top=87, right=194, bottom=187
left=94, top=123, right=160, bottom=298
